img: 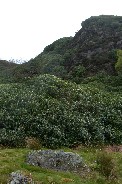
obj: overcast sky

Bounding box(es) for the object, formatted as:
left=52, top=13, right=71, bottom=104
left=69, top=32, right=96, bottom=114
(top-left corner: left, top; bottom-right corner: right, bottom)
left=0, top=0, right=122, bottom=61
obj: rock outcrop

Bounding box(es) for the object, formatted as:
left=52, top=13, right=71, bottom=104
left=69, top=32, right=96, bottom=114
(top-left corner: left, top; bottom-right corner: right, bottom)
left=26, top=15, right=122, bottom=79
left=26, top=150, right=88, bottom=173
left=2, top=15, right=122, bottom=81
left=68, top=15, right=122, bottom=75
left=8, top=171, right=33, bottom=184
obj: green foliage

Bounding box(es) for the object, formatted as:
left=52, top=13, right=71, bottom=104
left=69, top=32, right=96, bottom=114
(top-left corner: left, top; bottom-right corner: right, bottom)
left=82, top=15, right=122, bottom=29
left=0, top=128, right=26, bottom=147
left=0, top=60, right=17, bottom=83
left=39, top=53, right=67, bottom=78
left=82, top=73, right=122, bottom=92
left=69, top=65, right=86, bottom=83
left=0, top=74, right=122, bottom=148
left=43, top=37, right=73, bottom=55
left=1, top=15, right=122, bottom=83
left=8, top=37, right=73, bottom=81
left=0, top=16, right=122, bottom=155
left=115, top=50, right=122, bottom=74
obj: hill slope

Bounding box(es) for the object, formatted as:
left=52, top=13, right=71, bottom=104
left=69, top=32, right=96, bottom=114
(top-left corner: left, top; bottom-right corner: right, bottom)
left=0, top=60, right=17, bottom=83
left=68, top=15, right=122, bottom=76
left=4, top=15, right=122, bottom=82
left=0, top=15, right=122, bottom=148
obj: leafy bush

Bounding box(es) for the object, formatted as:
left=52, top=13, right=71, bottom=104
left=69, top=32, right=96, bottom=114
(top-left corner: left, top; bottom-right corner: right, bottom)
left=68, top=65, right=86, bottom=83
left=0, top=74, right=122, bottom=148
left=0, top=128, right=25, bottom=147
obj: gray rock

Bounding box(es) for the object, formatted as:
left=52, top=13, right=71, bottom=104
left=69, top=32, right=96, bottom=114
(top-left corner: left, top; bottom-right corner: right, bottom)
left=8, top=171, right=34, bottom=184
left=26, top=150, right=88, bottom=172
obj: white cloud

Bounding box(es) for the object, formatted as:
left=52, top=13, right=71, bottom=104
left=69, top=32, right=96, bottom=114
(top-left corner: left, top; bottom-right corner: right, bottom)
left=0, top=0, right=122, bottom=61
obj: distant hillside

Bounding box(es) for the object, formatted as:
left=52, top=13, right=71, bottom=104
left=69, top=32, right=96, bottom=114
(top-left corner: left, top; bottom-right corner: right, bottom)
left=0, top=60, right=17, bottom=70
left=0, top=60, right=17, bottom=83
left=1, top=15, right=122, bottom=83
left=10, top=37, right=73, bottom=81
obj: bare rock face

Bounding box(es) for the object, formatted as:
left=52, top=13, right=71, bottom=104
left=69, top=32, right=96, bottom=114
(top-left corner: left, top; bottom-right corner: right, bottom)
left=26, top=150, right=88, bottom=173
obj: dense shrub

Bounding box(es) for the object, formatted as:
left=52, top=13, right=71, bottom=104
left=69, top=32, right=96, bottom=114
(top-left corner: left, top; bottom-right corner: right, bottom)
left=115, top=50, right=122, bottom=74
left=0, top=128, right=25, bottom=147
left=0, top=74, right=122, bottom=148
left=68, top=65, right=86, bottom=83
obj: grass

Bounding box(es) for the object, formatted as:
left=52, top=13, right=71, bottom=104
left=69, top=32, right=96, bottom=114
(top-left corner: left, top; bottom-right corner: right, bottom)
left=0, top=146, right=122, bottom=184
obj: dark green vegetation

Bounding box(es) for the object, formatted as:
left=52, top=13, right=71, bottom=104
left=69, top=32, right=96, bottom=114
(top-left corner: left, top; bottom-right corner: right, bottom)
left=115, top=50, right=122, bottom=74
left=0, top=15, right=122, bottom=148
left=1, top=15, right=122, bottom=148
left=0, top=16, right=122, bottom=84
left=0, top=60, right=17, bottom=83
left=0, top=15, right=122, bottom=183
left=0, top=74, right=122, bottom=148
left=1, top=15, right=122, bottom=83
left=0, top=147, right=122, bottom=184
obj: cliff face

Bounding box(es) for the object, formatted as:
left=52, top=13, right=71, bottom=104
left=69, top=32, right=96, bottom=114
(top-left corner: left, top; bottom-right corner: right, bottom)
left=67, top=15, right=122, bottom=76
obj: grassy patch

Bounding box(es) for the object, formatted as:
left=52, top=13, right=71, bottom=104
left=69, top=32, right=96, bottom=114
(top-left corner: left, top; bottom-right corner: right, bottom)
left=0, top=147, right=121, bottom=183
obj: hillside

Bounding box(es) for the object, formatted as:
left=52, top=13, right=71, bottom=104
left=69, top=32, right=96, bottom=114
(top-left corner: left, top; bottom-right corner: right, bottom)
left=0, top=15, right=122, bottom=142
left=2, top=15, right=121, bottom=83
left=0, top=15, right=122, bottom=184
left=0, top=60, right=17, bottom=83
left=0, top=15, right=122, bottom=147
left=68, top=15, right=122, bottom=75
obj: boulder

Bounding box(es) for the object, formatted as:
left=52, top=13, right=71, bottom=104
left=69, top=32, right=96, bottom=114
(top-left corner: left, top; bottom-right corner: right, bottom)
left=26, top=150, right=88, bottom=172
left=8, top=171, right=33, bottom=184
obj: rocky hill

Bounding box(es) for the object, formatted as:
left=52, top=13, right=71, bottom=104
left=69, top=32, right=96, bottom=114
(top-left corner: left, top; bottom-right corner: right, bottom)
left=67, top=15, right=122, bottom=76
left=1, top=15, right=122, bottom=82
left=22, top=15, right=122, bottom=81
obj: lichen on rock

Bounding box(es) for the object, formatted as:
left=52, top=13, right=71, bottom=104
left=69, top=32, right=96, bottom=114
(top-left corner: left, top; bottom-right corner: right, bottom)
left=8, top=170, right=33, bottom=184
left=26, top=150, right=88, bottom=173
